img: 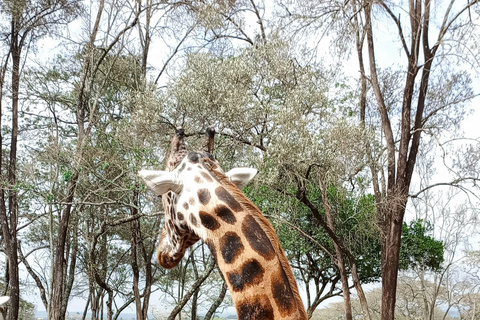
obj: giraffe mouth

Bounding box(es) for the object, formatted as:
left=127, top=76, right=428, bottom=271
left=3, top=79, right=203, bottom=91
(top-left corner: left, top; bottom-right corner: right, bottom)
left=157, top=250, right=183, bottom=269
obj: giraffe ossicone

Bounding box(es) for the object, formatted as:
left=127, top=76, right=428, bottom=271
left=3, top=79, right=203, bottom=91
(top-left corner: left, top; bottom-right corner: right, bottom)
left=140, top=129, right=307, bottom=320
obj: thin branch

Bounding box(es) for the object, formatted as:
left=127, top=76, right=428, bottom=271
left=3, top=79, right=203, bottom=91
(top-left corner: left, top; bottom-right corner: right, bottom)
left=267, top=214, right=337, bottom=263
left=220, top=12, right=254, bottom=45
left=167, top=258, right=216, bottom=320
left=365, top=1, right=396, bottom=194
left=378, top=1, right=410, bottom=57
left=409, top=178, right=480, bottom=198
left=217, top=132, right=266, bottom=151
left=18, top=243, right=48, bottom=310
left=248, top=0, right=267, bottom=45
left=155, top=25, right=194, bottom=85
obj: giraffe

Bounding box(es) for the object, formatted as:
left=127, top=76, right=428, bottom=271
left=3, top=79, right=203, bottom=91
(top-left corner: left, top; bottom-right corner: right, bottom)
left=139, top=128, right=308, bottom=320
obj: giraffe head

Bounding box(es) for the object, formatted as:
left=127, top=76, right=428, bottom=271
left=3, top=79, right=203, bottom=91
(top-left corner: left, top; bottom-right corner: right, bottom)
left=139, top=149, right=257, bottom=268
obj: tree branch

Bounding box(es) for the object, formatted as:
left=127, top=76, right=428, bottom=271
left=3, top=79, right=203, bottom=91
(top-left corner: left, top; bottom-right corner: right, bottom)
left=409, top=177, right=480, bottom=198
left=155, top=25, right=194, bottom=85
left=378, top=1, right=410, bottom=57
left=18, top=243, right=48, bottom=310
left=167, top=258, right=216, bottom=320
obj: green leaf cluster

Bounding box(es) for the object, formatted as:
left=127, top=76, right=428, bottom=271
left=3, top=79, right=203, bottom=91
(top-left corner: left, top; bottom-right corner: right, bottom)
left=399, top=219, right=444, bottom=271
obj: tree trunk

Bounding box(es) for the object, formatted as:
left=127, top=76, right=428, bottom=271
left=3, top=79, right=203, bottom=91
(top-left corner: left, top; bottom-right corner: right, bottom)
left=131, top=212, right=143, bottom=319
left=62, top=225, right=78, bottom=317
left=317, top=172, right=353, bottom=320
left=130, top=188, right=155, bottom=320
left=380, top=194, right=407, bottom=320
left=190, top=251, right=199, bottom=320
left=349, top=259, right=372, bottom=320
left=1, top=21, right=21, bottom=320
left=50, top=171, right=79, bottom=320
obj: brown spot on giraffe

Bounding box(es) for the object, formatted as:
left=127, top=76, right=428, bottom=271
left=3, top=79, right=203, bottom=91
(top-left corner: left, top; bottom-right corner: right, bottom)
left=199, top=211, right=220, bottom=230
left=271, top=268, right=296, bottom=316
left=187, top=152, right=200, bottom=163
left=190, top=214, right=198, bottom=227
left=200, top=171, right=214, bottom=182
left=215, top=186, right=243, bottom=211
left=220, top=232, right=244, bottom=264
left=197, top=188, right=211, bottom=205
left=214, top=205, right=236, bottom=224
left=178, top=163, right=186, bottom=172
left=227, top=259, right=264, bottom=292
left=242, top=214, right=276, bottom=260
left=237, top=296, right=274, bottom=320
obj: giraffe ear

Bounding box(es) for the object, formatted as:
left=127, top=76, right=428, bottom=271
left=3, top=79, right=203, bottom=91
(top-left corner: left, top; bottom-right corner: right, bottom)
left=139, top=170, right=183, bottom=195
left=226, top=168, right=258, bottom=189
left=0, top=296, right=9, bottom=306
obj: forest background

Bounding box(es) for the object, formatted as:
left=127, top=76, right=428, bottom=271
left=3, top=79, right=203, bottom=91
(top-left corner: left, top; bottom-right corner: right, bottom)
left=0, top=0, right=479, bottom=320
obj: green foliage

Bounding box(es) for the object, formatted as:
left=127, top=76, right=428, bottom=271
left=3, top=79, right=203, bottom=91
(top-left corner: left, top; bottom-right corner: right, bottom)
left=62, top=170, right=73, bottom=182
left=246, top=183, right=382, bottom=286
left=399, top=219, right=444, bottom=271
left=247, top=183, right=444, bottom=291
left=19, top=299, right=35, bottom=320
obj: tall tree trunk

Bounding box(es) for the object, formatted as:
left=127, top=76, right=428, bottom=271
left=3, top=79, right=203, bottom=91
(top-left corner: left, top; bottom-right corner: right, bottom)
left=131, top=189, right=155, bottom=320
left=380, top=218, right=403, bottom=319
left=0, top=21, right=11, bottom=318
left=50, top=2, right=105, bottom=318
left=1, top=20, right=21, bottom=320
left=380, top=193, right=408, bottom=320
left=317, top=172, right=353, bottom=320
left=131, top=209, right=143, bottom=319
left=131, top=186, right=155, bottom=319
left=62, top=222, right=78, bottom=317
left=50, top=172, right=79, bottom=320
left=190, top=251, right=199, bottom=320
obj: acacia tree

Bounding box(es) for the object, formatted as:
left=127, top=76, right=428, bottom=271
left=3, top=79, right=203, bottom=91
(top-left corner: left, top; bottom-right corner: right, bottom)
left=0, top=1, right=80, bottom=319
left=358, top=2, right=479, bottom=318
left=4, top=0, right=141, bottom=318
left=278, top=1, right=480, bottom=318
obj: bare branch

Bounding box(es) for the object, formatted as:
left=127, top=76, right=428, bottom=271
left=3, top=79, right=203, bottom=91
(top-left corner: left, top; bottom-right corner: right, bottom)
left=378, top=1, right=410, bottom=57
left=409, top=177, right=480, bottom=198
left=155, top=25, right=194, bottom=85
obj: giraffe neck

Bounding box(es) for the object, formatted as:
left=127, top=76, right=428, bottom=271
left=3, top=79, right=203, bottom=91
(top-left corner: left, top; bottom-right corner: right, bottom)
left=197, top=175, right=307, bottom=319
left=207, top=215, right=307, bottom=319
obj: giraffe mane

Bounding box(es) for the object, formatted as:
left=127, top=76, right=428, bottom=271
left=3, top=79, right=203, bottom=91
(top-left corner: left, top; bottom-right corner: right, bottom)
left=205, top=158, right=304, bottom=312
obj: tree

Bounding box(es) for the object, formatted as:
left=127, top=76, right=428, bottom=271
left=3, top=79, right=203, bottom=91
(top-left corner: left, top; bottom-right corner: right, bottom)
left=277, top=0, right=480, bottom=317
left=399, top=220, right=444, bottom=272
left=358, top=2, right=479, bottom=318
left=0, top=1, right=80, bottom=319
